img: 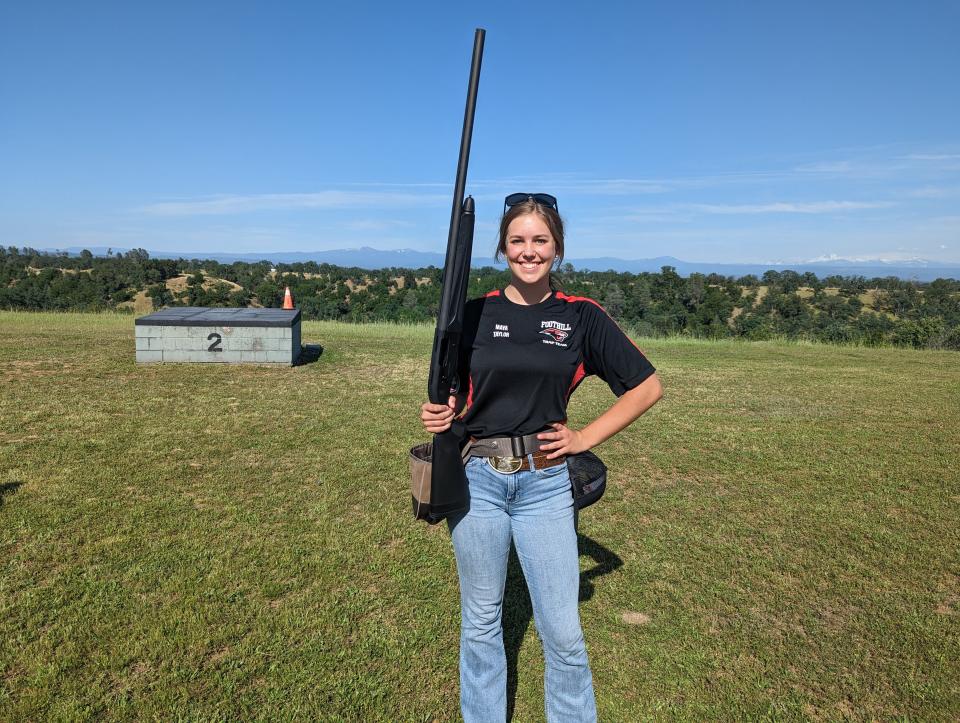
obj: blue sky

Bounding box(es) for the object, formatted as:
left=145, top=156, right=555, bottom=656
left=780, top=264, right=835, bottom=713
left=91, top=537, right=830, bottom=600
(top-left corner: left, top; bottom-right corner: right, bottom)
left=2, top=0, right=958, bottom=264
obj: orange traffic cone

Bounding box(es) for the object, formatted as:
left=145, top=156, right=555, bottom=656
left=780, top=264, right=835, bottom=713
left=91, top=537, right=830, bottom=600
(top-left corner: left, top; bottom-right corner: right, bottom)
left=282, top=286, right=295, bottom=310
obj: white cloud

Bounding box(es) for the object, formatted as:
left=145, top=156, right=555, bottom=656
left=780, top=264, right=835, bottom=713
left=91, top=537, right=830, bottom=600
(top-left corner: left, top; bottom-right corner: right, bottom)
left=804, top=252, right=928, bottom=263
left=790, top=148, right=960, bottom=178
left=472, top=177, right=678, bottom=195
left=136, top=190, right=447, bottom=216
left=919, top=215, right=960, bottom=229
left=689, top=201, right=892, bottom=214
left=339, top=181, right=449, bottom=188
left=900, top=153, right=960, bottom=161
left=622, top=200, right=893, bottom=217
left=794, top=161, right=854, bottom=173
left=561, top=179, right=676, bottom=195
left=341, top=218, right=415, bottom=231
left=906, top=186, right=960, bottom=198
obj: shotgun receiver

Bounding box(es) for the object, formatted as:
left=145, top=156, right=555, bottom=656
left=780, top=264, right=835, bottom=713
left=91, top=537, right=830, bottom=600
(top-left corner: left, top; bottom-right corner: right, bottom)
left=419, top=28, right=484, bottom=523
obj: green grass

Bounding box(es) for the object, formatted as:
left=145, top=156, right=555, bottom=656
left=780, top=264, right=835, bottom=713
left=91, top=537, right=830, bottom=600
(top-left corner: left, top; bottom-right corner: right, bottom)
left=1, top=310, right=959, bottom=720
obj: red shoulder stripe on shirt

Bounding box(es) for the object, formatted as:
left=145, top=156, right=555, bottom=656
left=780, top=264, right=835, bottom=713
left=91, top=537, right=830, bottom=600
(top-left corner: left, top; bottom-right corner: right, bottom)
left=484, top=289, right=501, bottom=297
left=555, top=291, right=644, bottom=352
left=457, top=375, right=475, bottom=420
left=555, top=290, right=603, bottom=309
left=565, top=362, right=587, bottom=402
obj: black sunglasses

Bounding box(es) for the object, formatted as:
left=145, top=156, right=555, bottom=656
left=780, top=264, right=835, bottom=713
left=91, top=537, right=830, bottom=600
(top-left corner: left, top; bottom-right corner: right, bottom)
left=503, top=193, right=558, bottom=214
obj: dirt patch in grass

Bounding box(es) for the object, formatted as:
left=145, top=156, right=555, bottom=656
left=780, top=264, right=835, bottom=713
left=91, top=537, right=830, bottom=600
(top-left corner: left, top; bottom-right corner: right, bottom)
left=815, top=603, right=853, bottom=632
left=935, top=573, right=960, bottom=615
left=204, top=646, right=232, bottom=667
left=109, top=660, right=155, bottom=695
left=935, top=596, right=958, bottom=616
left=621, top=611, right=652, bottom=625
left=183, top=489, right=214, bottom=510
left=0, top=360, right=79, bottom=381
left=344, top=355, right=425, bottom=385
left=2, top=664, right=25, bottom=693
left=0, top=432, right=41, bottom=444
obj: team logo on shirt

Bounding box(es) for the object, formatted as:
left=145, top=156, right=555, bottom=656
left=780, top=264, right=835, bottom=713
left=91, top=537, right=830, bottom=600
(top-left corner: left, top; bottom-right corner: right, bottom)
left=540, top=327, right=569, bottom=342
left=540, top=320, right=572, bottom=346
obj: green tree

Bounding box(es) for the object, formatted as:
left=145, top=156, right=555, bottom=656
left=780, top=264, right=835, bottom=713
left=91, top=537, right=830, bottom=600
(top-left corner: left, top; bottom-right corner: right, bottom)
left=603, top=284, right=625, bottom=320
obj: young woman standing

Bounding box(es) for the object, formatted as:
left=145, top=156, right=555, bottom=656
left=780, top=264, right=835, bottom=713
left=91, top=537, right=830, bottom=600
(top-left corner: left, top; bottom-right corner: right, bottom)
left=420, top=194, right=662, bottom=722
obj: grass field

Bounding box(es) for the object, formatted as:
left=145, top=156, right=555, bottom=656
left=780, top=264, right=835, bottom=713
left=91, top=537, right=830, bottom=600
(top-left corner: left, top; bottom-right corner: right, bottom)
left=1, top=311, right=958, bottom=720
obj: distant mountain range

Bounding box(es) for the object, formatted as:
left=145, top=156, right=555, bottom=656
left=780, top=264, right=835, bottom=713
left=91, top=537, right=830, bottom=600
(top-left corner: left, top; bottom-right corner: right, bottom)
left=39, top=245, right=960, bottom=282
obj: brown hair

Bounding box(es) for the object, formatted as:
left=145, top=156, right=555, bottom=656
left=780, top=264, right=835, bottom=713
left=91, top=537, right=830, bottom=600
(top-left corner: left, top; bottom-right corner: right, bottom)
left=495, top=197, right=565, bottom=267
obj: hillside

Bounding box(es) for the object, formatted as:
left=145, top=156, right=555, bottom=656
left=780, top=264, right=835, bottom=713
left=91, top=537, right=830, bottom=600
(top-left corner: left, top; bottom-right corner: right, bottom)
left=4, top=247, right=960, bottom=350
left=1, top=312, right=958, bottom=719
left=120, top=271, right=248, bottom=314
left=42, top=245, right=960, bottom=283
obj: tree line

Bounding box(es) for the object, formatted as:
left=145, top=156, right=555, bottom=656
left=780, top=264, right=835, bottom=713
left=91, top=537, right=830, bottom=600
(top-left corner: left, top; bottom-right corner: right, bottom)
left=2, top=246, right=959, bottom=350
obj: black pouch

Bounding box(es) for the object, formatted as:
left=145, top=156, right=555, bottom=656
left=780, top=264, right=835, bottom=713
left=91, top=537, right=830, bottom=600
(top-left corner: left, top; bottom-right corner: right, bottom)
left=567, top=451, right=607, bottom=510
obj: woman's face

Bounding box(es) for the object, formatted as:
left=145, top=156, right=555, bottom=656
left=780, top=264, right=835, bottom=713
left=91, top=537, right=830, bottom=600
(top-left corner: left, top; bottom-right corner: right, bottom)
left=504, top=213, right=557, bottom=287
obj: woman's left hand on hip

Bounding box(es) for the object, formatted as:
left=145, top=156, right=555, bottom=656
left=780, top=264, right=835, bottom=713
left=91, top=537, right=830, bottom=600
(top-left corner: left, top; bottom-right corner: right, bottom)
left=537, top=422, right=589, bottom=459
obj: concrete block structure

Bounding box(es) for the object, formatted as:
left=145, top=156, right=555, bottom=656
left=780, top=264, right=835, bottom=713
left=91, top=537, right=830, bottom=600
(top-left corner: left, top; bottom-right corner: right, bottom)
left=135, top=307, right=301, bottom=365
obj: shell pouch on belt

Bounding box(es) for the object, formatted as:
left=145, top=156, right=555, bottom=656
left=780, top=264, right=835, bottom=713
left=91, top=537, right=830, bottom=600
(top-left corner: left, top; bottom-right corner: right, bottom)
left=409, top=440, right=473, bottom=521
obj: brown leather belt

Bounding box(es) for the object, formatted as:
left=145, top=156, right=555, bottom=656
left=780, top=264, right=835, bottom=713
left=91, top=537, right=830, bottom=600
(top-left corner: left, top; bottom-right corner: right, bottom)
left=485, top=451, right=566, bottom=473
left=468, top=433, right=567, bottom=473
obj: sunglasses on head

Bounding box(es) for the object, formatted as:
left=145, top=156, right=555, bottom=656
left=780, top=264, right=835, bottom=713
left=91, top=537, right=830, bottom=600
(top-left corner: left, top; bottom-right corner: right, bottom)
left=503, top=193, right=558, bottom=214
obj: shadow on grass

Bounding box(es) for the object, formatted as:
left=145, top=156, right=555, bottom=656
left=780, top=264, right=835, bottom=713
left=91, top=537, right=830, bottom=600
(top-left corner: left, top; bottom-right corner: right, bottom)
left=295, top=343, right=324, bottom=366
left=1, top=480, right=23, bottom=507
left=503, top=531, right=623, bottom=720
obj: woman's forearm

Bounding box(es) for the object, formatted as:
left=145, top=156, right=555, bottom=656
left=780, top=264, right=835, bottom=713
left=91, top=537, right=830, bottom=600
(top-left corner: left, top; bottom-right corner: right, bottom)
left=579, top=373, right=663, bottom=450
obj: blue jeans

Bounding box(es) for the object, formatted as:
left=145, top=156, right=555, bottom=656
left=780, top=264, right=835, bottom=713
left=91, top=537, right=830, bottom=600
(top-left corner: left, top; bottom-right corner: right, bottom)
left=447, top=455, right=597, bottom=723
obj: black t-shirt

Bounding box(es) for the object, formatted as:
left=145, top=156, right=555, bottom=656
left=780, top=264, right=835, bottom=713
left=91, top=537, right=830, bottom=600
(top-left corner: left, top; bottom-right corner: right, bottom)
left=456, top=289, right=656, bottom=438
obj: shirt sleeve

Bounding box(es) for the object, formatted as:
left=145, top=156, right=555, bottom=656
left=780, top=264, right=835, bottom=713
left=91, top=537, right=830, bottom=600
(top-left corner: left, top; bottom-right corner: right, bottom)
left=582, top=303, right=656, bottom=397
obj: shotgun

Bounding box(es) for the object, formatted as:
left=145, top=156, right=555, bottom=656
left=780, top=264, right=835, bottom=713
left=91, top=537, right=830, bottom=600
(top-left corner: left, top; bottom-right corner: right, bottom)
left=420, top=28, right=485, bottom=523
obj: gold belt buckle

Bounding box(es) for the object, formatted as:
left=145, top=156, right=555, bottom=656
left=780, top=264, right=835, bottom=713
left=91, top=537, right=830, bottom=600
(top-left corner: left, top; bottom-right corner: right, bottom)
left=488, top=455, right=524, bottom=473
